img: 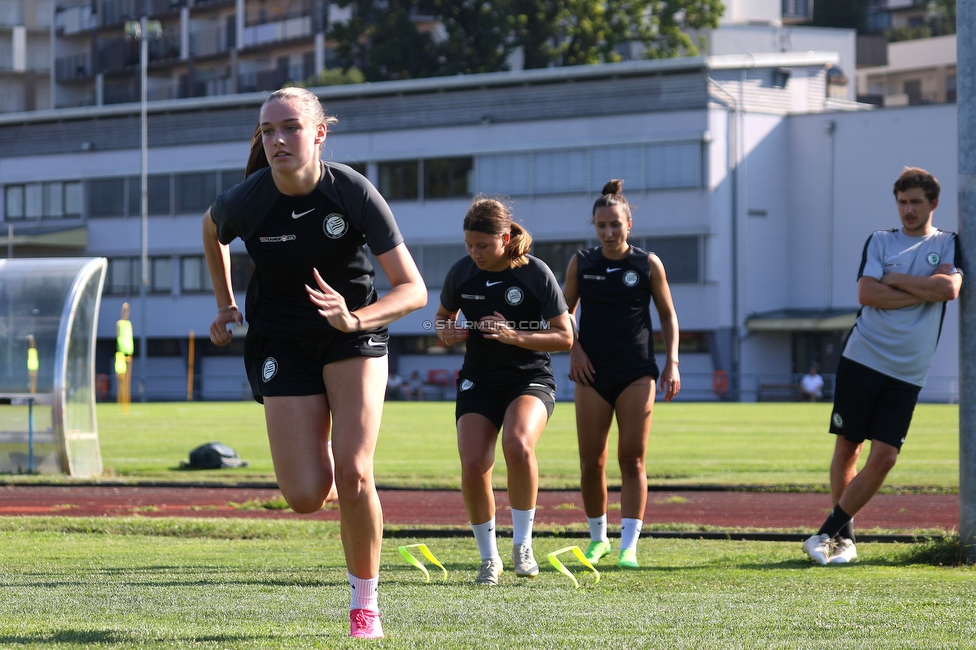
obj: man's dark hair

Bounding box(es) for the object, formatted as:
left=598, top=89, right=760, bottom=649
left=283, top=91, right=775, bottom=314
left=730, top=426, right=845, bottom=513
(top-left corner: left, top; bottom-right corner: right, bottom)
left=893, top=167, right=940, bottom=202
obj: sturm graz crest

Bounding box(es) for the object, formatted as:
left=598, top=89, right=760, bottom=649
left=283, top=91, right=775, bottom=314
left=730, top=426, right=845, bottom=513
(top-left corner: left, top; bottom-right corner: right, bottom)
left=262, top=357, right=278, bottom=382
left=623, top=270, right=639, bottom=286
left=323, top=213, right=348, bottom=239
left=927, top=252, right=940, bottom=266
left=505, top=286, right=524, bottom=305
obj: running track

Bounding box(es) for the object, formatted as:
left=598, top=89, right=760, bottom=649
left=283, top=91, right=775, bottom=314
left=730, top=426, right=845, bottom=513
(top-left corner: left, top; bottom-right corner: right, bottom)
left=0, top=485, right=958, bottom=537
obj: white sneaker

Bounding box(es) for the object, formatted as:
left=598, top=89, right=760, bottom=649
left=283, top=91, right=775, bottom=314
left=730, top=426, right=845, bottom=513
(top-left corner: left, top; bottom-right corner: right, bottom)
left=803, top=533, right=832, bottom=565
left=475, top=556, right=504, bottom=585
left=828, top=537, right=857, bottom=564
left=512, top=543, right=539, bottom=577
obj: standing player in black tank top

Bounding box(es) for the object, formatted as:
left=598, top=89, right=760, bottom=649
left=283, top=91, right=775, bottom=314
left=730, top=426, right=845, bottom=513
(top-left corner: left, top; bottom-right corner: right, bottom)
left=435, top=198, right=573, bottom=585
left=563, top=179, right=681, bottom=569
left=202, top=88, right=427, bottom=640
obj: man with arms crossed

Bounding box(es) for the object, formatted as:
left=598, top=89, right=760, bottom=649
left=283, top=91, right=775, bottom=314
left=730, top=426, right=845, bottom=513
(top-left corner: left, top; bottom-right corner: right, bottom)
left=804, top=167, right=963, bottom=565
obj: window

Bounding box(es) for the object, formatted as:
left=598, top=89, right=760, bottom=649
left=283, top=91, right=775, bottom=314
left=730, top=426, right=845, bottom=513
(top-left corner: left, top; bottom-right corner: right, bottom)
left=904, top=79, right=922, bottom=105
left=532, top=241, right=586, bottom=283
left=420, top=244, right=466, bottom=288
left=128, top=175, right=171, bottom=216
left=5, top=185, right=24, bottom=220
left=534, top=150, right=587, bottom=195
left=378, top=161, right=418, bottom=201
left=947, top=74, right=957, bottom=103
left=43, top=182, right=63, bottom=218
left=105, top=257, right=141, bottom=295
left=64, top=182, right=82, bottom=216
left=640, top=236, right=701, bottom=283
left=646, top=142, right=701, bottom=189
left=424, top=157, right=472, bottom=199
left=180, top=255, right=212, bottom=293
left=478, top=153, right=531, bottom=196
left=590, top=146, right=644, bottom=192
left=5, top=182, right=82, bottom=220
left=175, top=172, right=217, bottom=213
left=150, top=257, right=172, bottom=294
left=25, top=184, right=42, bottom=218
left=87, top=178, right=125, bottom=217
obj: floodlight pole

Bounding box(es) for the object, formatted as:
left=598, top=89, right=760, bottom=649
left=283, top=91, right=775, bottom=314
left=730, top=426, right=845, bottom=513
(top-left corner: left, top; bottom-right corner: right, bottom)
left=139, top=15, right=148, bottom=403
left=958, top=0, right=976, bottom=562
left=127, top=15, right=156, bottom=403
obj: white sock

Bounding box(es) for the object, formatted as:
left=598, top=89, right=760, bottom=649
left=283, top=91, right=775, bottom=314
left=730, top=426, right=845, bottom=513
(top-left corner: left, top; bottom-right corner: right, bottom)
left=511, top=508, right=535, bottom=547
left=587, top=514, right=609, bottom=543
left=348, top=572, right=379, bottom=612
left=620, top=518, right=643, bottom=553
left=471, top=518, right=499, bottom=560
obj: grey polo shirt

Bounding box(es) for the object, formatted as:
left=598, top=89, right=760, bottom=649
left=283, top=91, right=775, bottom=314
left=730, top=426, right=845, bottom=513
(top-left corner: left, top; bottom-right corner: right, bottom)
left=843, top=228, right=962, bottom=386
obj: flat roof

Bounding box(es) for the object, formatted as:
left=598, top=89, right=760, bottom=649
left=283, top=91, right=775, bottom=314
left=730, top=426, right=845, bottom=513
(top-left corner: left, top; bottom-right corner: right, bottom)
left=0, top=51, right=841, bottom=127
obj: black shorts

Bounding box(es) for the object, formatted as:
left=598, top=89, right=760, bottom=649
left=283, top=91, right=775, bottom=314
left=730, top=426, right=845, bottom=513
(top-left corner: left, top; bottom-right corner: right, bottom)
left=244, top=326, right=388, bottom=404
left=455, top=375, right=556, bottom=431
left=586, top=362, right=660, bottom=406
left=829, top=356, right=921, bottom=451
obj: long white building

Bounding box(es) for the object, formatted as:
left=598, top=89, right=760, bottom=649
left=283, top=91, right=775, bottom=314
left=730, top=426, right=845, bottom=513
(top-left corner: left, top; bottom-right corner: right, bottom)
left=0, top=52, right=960, bottom=402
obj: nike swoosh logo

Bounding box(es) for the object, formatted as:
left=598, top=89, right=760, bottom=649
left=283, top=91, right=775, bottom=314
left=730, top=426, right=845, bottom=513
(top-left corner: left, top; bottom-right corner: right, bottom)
left=365, top=338, right=385, bottom=347
left=606, top=267, right=621, bottom=272
left=291, top=208, right=315, bottom=219
left=486, top=280, right=503, bottom=287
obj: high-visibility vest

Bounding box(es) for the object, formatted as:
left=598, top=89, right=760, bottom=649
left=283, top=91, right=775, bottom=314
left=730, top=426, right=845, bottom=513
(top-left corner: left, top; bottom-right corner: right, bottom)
left=117, top=320, right=134, bottom=356
left=115, top=351, right=128, bottom=375
left=27, top=348, right=38, bottom=372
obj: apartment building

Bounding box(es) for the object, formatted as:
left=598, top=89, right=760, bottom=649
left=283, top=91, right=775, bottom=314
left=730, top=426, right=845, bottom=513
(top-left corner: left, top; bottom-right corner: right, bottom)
left=857, top=33, right=956, bottom=106
left=0, top=0, right=52, bottom=112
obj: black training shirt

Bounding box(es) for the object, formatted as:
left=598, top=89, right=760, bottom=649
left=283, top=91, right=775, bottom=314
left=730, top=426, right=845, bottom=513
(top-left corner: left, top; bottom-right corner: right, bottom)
left=210, top=161, right=403, bottom=340
left=441, top=255, right=567, bottom=386
left=576, top=245, right=655, bottom=370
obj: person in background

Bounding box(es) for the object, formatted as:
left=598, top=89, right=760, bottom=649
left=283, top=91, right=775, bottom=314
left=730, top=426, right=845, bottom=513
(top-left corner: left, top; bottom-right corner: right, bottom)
left=563, top=179, right=680, bottom=569
left=799, top=367, right=824, bottom=402
left=435, top=196, right=573, bottom=585
left=803, top=167, right=962, bottom=566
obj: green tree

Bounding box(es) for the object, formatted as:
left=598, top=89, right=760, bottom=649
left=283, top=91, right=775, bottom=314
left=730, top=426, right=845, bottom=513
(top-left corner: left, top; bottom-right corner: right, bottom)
left=510, top=0, right=724, bottom=69
left=331, top=0, right=441, bottom=81
left=432, top=0, right=512, bottom=75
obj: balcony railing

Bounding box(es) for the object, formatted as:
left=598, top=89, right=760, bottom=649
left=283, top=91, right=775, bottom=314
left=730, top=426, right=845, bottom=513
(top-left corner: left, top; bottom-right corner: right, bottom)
left=243, top=16, right=312, bottom=48
left=190, top=24, right=231, bottom=57
left=56, top=52, right=93, bottom=81
left=56, top=4, right=98, bottom=34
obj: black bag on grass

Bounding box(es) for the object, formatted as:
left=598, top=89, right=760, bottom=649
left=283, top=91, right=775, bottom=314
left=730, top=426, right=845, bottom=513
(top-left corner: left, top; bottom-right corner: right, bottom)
left=181, top=442, right=249, bottom=469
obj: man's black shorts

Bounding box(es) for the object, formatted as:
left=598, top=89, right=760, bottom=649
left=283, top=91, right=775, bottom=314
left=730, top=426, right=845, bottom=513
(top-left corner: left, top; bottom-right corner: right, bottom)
left=244, top=326, right=388, bottom=403
left=829, top=356, right=921, bottom=451
left=455, top=375, right=556, bottom=430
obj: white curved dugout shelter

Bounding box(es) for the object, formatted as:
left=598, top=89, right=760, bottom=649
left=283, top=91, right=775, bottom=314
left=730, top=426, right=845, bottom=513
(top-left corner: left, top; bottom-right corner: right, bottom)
left=0, top=258, right=107, bottom=476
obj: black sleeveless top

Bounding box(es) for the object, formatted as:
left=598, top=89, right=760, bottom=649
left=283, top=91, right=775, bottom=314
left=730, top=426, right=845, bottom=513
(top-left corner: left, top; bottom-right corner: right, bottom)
left=576, top=245, right=655, bottom=372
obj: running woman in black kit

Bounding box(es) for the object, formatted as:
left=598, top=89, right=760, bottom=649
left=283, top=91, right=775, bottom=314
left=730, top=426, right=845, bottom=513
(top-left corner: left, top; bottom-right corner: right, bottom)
left=563, top=180, right=680, bottom=568
left=202, top=88, right=426, bottom=639
left=435, top=197, right=573, bottom=585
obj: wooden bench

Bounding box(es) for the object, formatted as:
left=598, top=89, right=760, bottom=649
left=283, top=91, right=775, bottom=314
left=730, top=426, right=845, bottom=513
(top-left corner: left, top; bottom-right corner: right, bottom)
left=757, top=383, right=800, bottom=402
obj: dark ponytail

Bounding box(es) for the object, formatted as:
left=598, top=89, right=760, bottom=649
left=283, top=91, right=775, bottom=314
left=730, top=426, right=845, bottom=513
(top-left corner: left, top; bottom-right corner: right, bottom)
left=592, top=178, right=632, bottom=221
left=463, top=196, right=532, bottom=268
left=245, top=123, right=269, bottom=179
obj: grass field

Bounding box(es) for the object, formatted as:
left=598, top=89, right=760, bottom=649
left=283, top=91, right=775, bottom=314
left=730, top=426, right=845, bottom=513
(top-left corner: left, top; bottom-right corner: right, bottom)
left=0, top=518, right=972, bottom=649
left=0, top=402, right=969, bottom=648
left=83, top=401, right=960, bottom=491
